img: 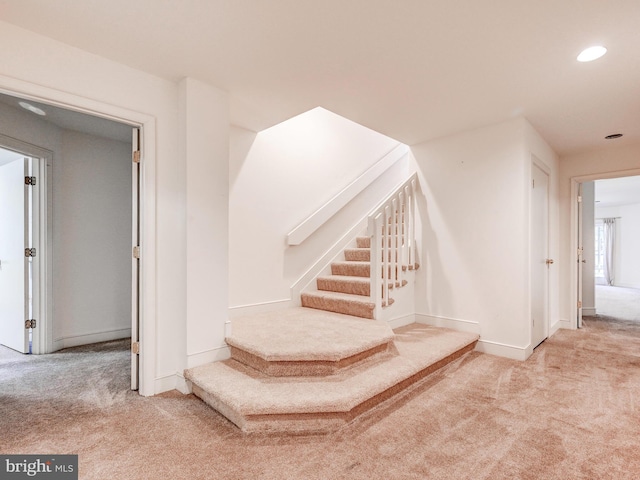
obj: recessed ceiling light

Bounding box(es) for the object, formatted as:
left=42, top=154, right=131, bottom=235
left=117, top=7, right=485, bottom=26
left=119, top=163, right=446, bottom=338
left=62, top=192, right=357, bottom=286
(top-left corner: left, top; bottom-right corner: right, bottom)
left=577, top=46, right=607, bottom=62
left=18, top=101, right=46, bottom=116
left=605, top=133, right=623, bottom=139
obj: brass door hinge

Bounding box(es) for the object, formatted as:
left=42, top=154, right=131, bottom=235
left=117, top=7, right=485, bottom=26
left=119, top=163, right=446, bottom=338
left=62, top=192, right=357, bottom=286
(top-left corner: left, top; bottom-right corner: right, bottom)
left=131, top=342, right=140, bottom=355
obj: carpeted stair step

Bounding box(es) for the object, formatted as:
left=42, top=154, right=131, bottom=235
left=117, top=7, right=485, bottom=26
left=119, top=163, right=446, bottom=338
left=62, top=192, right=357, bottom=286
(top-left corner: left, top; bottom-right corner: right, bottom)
left=317, top=275, right=370, bottom=296
left=225, top=308, right=395, bottom=376
left=302, top=291, right=394, bottom=319
left=184, top=320, right=480, bottom=434
left=331, top=261, right=370, bottom=277
left=344, top=248, right=371, bottom=261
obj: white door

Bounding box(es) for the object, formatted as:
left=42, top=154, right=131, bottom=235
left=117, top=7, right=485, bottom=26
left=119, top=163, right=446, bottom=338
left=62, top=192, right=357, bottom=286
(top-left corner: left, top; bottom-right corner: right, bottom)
left=0, top=158, right=30, bottom=353
left=131, top=128, right=140, bottom=390
left=531, top=163, right=549, bottom=348
left=577, top=183, right=584, bottom=328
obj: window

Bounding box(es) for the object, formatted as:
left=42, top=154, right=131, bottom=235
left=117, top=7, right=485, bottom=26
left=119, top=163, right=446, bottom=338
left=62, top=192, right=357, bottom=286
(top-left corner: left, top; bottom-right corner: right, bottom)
left=594, top=220, right=605, bottom=278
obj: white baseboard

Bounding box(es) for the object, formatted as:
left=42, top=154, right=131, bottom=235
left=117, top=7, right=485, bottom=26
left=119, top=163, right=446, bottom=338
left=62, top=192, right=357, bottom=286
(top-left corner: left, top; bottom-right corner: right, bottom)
left=53, top=327, right=131, bottom=351
left=186, top=344, right=231, bottom=369
left=475, top=339, right=530, bottom=361
left=582, top=307, right=596, bottom=316
left=228, top=298, right=292, bottom=318
left=154, top=373, right=179, bottom=395
left=387, top=313, right=416, bottom=329
left=549, top=320, right=561, bottom=337
left=559, top=318, right=574, bottom=330
left=415, top=313, right=481, bottom=334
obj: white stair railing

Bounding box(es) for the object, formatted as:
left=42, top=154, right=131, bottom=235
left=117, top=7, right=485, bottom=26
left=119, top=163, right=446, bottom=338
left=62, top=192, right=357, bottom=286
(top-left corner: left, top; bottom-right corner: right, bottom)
left=367, top=173, right=418, bottom=319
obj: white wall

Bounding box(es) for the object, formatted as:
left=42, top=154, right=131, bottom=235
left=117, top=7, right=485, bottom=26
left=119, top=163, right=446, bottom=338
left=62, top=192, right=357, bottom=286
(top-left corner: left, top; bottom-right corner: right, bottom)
left=229, top=107, right=403, bottom=309
left=595, top=202, right=640, bottom=289
left=558, top=142, right=640, bottom=327
left=55, top=130, right=132, bottom=348
left=411, top=117, right=559, bottom=360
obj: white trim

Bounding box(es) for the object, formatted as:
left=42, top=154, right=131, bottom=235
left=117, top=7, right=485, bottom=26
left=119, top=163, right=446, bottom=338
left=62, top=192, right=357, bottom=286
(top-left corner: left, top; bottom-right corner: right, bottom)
left=387, top=313, right=417, bottom=329
left=558, top=318, right=574, bottom=330
left=549, top=320, right=561, bottom=337
left=154, top=373, right=178, bottom=395
left=287, top=144, right=408, bottom=245
left=53, top=327, right=132, bottom=351
left=582, top=307, right=596, bottom=316
left=176, top=372, right=192, bottom=394
left=187, top=344, right=231, bottom=369
left=0, top=74, right=157, bottom=397
left=228, top=298, right=292, bottom=318
left=475, top=339, right=531, bottom=361
left=415, top=313, right=481, bottom=334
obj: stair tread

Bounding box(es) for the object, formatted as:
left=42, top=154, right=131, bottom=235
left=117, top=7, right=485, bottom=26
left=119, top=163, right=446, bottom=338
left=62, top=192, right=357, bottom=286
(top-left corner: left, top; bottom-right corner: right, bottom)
left=303, top=290, right=375, bottom=304
left=225, top=307, right=393, bottom=362
left=186, top=324, right=479, bottom=419
left=317, top=275, right=370, bottom=284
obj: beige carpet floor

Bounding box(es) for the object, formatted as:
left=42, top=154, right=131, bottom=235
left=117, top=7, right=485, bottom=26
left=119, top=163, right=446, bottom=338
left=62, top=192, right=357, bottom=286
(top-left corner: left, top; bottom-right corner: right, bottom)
left=595, top=285, right=640, bottom=322
left=2, top=318, right=640, bottom=479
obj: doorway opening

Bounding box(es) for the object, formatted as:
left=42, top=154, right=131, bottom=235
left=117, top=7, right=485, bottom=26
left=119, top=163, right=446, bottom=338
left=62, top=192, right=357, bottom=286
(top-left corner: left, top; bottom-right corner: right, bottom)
left=576, top=174, right=640, bottom=328
left=0, top=92, right=142, bottom=390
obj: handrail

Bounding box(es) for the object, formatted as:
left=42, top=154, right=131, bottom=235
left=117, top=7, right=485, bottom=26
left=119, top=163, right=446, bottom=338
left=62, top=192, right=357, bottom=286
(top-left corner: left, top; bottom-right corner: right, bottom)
left=287, top=143, right=409, bottom=246
left=367, top=173, right=418, bottom=320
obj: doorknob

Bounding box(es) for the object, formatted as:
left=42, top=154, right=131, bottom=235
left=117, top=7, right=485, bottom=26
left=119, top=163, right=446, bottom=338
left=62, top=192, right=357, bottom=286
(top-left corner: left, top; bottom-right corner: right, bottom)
left=546, top=259, right=554, bottom=265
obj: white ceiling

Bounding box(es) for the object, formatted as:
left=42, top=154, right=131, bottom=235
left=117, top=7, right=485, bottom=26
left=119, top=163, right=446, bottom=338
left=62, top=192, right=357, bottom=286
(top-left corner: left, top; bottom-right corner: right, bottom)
left=1, top=0, right=639, bottom=155
left=0, top=93, right=133, bottom=143
left=595, top=176, right=640, bottom=208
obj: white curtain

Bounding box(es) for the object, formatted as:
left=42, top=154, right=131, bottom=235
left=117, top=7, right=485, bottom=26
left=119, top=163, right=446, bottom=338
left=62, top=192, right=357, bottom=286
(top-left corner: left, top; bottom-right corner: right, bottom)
left=603, top=218, right=616, bottom=286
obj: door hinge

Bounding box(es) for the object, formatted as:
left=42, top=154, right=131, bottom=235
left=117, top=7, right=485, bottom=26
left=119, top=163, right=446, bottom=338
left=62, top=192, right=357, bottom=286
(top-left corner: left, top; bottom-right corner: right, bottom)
left=25, top=176, right=36, bottom=186
left=532, top=179, right=535, bottom=188
left=24, top=248, right=36, bottom=257
left=133, top=246, right=141, bottom=259
left=131, top=341, right=140, bottom=354
left=577, top=195, right=583, bottom=203
left=25, top=319, right=36, bottom=329
left=133, top=150, right=141, bottom=164
left=577, top=300, right=582, bottom=308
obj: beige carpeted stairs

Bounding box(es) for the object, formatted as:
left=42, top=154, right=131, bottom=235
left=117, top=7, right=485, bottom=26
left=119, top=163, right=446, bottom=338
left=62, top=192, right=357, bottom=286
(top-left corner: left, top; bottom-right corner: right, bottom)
left=185, top=308, right=479, bottom=434
left=301, top=236, right=418, bottom=319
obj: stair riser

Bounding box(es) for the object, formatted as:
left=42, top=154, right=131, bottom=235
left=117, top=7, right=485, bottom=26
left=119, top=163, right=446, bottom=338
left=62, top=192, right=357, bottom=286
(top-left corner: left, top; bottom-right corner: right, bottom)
left=317, top=278, right=370, bottom=296
left=301, top=294, right=374, bottom=319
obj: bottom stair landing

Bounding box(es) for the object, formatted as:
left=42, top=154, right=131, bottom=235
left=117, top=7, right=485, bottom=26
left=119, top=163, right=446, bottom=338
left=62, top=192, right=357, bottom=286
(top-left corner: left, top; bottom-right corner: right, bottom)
left=185, top=308, right=479, bottom=434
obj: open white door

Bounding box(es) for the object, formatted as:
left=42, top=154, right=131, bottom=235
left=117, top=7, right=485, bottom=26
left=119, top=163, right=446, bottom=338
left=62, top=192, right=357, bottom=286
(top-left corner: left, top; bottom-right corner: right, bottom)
left=0, top=158, right=30, bottom=353
left=531, top=163, right=549, bottom=348
left=577, top=183, right=584, bottom=328
left=131, top=128, right=141, bottom=390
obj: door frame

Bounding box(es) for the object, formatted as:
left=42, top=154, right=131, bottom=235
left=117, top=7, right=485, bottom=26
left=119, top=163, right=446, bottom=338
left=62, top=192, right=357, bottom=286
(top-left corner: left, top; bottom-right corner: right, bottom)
left=0, top=78, right=157, bottom=396
left=569, top=167, right=640, bottom=329
left=0, top=135, right=52, bottom=355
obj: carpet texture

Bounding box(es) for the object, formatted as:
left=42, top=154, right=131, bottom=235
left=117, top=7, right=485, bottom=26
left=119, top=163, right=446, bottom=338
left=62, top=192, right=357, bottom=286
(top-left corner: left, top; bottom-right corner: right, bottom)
left=2, top=317, right=640, bottom=479
left=595, top=285, right=640, bottom=321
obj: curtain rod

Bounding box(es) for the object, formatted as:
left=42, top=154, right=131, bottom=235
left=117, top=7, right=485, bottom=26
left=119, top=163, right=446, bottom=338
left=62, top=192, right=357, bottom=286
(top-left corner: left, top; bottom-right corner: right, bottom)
left=595, top=217, right=621, bottom=219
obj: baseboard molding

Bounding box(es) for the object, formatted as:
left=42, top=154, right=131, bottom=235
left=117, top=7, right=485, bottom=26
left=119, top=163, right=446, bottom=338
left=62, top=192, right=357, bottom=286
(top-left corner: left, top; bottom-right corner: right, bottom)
left=229, top=298, right=292, bottom=318
left=475, top=339, right=530, bottom=361
left=549, top=320, right=561, bottom=337
left=582, top=307, right=596, bottom=316
left=187, top=344, right=231, bottom=369
left=415, top=313, right=481, bottom=334
left=53, top=327, right=131, bottom=351
left=559, top=318, right=574, bottom=330
left=155, top=373, right=179, bottom=395
left=387, top=313, right=416, bottom=329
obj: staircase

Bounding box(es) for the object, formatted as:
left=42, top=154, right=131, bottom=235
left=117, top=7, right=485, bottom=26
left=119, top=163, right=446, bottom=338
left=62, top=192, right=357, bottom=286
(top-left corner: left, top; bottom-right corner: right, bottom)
left=185, top=309, right=479, bottom=434
left=185, top=173, right=479, bottom=434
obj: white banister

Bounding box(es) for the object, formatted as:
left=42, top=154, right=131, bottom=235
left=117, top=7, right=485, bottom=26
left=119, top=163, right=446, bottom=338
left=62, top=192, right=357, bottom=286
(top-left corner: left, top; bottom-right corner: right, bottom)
left=287, top=144, right=409, bottom=246
left=367, top=173, right=418, bottom=320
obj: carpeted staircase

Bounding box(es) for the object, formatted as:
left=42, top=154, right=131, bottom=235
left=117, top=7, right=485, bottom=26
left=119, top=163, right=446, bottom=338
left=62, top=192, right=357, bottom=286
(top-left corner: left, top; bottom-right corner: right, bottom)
left=185, top=308, right=478, bottom=434
left=300, top=233, right=418, bottom=319
left=184, top=175, right=477, bottom=434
